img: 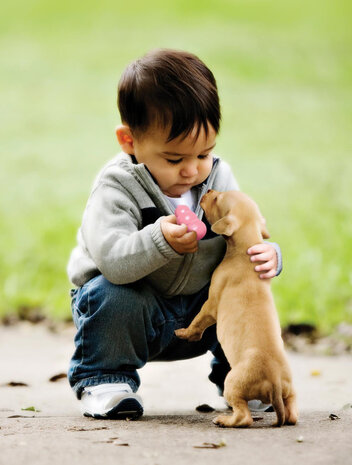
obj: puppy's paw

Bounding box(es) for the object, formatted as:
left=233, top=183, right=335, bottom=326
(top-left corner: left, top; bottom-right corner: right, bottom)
left=174, top=328, right=202, bottom=341
left=284, top=414, right=298, bottom=426
left=213, top=414, right=234, bottom=428
left=174, top=328, right=189, bottom=339
left=213, top=413, right=253, bottom=428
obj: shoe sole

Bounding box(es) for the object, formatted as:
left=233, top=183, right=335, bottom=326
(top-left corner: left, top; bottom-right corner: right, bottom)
left=226, top=403, right=274, bottom=413
left=83, top=398, right=144, bottom=420
left=250, top=406, right=274, bottom=413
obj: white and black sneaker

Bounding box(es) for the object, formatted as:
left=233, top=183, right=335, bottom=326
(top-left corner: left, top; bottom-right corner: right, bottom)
left=225, top=399, right=273, bottom=412
left=80, top=383, right=143, bottom=419
left=248, top=399, right=274, bottom=412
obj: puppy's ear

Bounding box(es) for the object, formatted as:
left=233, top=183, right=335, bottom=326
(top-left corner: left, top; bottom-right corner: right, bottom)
left=260, top=217, right=270, bottom=239
left=211, top=215, right=238, bottom=236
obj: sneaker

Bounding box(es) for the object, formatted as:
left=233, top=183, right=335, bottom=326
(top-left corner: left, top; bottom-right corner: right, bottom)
left=225, top=399, right=273, bottom=412
left=248, top=399, right=274, bottom=413
left=80, top=383, right=143, bottom=419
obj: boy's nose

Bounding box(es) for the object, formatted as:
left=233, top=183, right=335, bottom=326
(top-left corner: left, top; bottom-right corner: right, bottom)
left=181, top=161, right=198, bottom=178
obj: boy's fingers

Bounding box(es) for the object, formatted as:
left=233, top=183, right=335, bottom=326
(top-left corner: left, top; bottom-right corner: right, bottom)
left=167, top=215, right=178, bottom=225
left=255, top=260, right=274, bottom=272
left=181, top=244, right=198, bottom=254
left=169, top=223, right=188, bottom=237
left=259, top=269, right=276, bottom=279
left=162, top=214, right=178, bottom=225
left=184, top=243, right=199, bottom=253
left=250, top=252, right=271, bottom=263
left=247, top=244, right=268, bottom=255
left=178, top=230, right=197, bottom=244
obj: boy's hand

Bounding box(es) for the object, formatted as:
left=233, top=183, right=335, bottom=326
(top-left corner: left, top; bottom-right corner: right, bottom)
left=247, top=243, right=278, bottom=279
left=161, top=215, right=198, bottom=254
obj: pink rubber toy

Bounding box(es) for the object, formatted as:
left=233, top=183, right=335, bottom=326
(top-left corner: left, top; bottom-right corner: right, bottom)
left=175, top=205, right=207, bottom=240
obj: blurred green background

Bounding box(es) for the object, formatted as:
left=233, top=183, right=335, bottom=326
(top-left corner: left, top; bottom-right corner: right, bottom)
left=1, top=0, right=351, bottom=331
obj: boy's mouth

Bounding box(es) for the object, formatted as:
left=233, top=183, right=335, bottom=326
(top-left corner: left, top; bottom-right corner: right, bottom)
left=171, top=183, right=194, bottom=190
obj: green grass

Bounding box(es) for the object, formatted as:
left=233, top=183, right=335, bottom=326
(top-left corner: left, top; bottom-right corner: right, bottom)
left=1, top=0, right=351, bottom=331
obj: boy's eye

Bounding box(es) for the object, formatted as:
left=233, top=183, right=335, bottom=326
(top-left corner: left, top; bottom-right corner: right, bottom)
left=165, top=153, right=210, bottom=164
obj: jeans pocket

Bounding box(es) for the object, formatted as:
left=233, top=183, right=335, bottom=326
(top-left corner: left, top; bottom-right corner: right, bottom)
left=71, top=285, right=90, bottom=327
left=70, top=289, right=78, bottom=315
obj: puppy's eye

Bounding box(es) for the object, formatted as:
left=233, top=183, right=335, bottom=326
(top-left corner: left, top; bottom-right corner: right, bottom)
left=213, top=196, right=218, bottom=202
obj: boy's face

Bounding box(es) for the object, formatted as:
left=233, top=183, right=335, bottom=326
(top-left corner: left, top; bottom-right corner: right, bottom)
left=118, top=124, right=216, bottom=198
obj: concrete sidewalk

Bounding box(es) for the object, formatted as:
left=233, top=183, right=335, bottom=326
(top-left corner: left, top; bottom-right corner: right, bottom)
left=1, top=322, right=352, bottom=465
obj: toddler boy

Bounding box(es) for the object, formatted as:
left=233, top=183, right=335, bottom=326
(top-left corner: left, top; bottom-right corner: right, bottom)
left=67, top=49, right=282, bottom=419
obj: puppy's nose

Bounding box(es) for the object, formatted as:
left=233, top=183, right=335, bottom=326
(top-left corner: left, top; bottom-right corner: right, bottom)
left=207, top=189, right=213, bottom=194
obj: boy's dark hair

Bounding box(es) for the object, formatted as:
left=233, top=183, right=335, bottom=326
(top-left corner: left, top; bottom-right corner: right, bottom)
left=118, top=49, right=221, bottom=141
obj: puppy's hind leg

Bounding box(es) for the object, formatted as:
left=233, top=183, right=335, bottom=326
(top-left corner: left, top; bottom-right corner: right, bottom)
left=213, top=399, right=253, bottom=428
left=284, top=392, right=298, bottom=425
left=175, top=299, right=216, bottom=341
left=213, top=368, right=253, bottom=428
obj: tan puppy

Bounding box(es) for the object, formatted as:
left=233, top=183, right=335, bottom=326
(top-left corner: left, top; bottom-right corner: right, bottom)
left=175, top=190, right=298, bottom=427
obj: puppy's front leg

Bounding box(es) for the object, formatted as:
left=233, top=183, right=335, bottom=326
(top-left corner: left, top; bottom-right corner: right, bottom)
left=175, top=299, right=216, bottom=341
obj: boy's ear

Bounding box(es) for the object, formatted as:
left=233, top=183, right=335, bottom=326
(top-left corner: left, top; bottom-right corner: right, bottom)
left=211, top=215, right=238, bottom=236
left=115, top=125, right=135, bottom=154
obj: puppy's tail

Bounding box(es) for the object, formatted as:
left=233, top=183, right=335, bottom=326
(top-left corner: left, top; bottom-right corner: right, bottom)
left=271, top=383, right=285, bottom=427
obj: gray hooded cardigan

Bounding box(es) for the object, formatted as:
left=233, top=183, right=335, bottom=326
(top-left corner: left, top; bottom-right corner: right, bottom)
left=67, top=152, right=281, bottom=296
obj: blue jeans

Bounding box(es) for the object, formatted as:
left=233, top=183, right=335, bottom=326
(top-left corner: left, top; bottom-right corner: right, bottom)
left=68, top=275, right=230, bottom=398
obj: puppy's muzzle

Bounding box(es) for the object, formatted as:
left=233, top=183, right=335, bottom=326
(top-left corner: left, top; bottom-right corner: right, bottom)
left=201, top=189, right=216, bottom=207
